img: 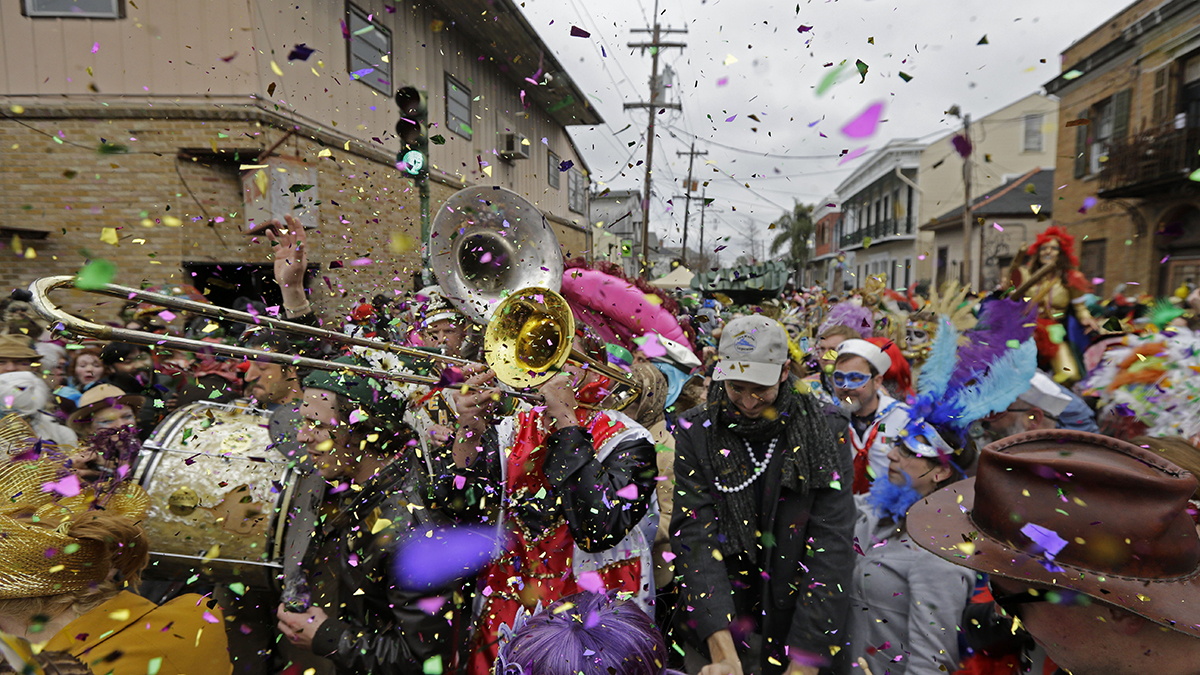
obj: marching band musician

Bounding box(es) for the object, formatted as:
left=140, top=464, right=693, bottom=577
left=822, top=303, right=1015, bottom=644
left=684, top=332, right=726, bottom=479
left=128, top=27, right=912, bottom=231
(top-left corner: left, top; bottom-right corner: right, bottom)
left=433, top=327, right=658, bottom=675
left=275, top=355, right=470, bottom=675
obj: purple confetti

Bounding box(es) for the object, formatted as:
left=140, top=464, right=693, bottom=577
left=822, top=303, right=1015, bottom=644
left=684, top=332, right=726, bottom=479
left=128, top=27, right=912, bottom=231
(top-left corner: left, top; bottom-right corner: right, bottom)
left=393, top=525, right=506, bottom=591
left=1020, top=522, right=1068, bottom=559
left=841, top=102, right=885, bottom=139
left=570, top=26, right=591, bottom=38
left=726, top=114, right=737, bottom=122
left=288, top=43, right=315, bottom=61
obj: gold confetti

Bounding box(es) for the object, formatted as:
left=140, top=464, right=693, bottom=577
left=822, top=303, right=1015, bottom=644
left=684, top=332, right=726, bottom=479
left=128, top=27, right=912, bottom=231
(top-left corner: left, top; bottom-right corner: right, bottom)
left=109, top=608, right=131, bottom=621
left=100, top=227, right=119, bottom=245
left=270, top=60, right=284, bottom=76
left=202, top=544, right=221, bottom=562
left=370, top=518, right=392, bottom=534
left=318, top=148, right=332, bottom=157
left=163, top=216, right=182, bottom=227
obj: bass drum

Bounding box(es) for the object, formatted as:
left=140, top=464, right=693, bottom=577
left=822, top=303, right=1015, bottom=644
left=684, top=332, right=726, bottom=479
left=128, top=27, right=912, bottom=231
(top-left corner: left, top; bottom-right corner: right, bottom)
left=133, top=400, right=299, bottom=588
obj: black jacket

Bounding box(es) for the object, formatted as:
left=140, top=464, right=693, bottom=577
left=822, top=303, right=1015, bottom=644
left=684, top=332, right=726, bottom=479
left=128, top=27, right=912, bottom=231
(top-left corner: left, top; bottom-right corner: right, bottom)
left=307, top=458, right=470, bottom=675
left=670, top=401, right=855, bottom=675
left=427, top=417, right=657, bottom=554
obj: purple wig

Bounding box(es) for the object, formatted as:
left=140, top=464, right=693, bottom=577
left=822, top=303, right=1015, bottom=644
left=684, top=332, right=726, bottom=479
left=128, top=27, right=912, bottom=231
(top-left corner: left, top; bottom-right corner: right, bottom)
left=495, top=592, right=679, bottom=675
left=818, top=302, right=874, bottom=339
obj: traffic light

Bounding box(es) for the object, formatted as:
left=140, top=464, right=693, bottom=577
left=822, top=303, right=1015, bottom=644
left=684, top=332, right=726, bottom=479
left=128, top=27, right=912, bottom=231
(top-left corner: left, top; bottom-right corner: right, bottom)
left=395, top=86, right=427, bottom=179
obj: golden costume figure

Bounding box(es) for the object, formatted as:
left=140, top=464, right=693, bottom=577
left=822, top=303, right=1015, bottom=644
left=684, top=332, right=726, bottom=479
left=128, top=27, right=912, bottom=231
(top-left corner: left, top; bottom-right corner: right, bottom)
left=1008, top=226, right=1100, bottom=384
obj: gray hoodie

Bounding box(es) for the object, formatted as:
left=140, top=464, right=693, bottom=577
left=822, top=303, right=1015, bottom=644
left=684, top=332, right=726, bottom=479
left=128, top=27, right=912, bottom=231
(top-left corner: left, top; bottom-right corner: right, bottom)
left=849, top=501, right=974, bottom=675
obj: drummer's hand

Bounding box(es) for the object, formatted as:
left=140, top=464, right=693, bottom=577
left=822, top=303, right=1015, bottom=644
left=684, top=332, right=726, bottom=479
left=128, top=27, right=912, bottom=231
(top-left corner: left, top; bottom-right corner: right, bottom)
left=451, top=369, right=502, bottom=433
left=276, top=603, right=328, bottom=652
left=270, top=216, right=309, bottom=292
left=539, top=372, right=580, bottom=431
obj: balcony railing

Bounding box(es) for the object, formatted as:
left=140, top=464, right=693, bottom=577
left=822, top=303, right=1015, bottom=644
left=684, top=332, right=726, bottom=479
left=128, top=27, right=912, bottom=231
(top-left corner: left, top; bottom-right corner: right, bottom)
left=838, top=217, right=913, bottom=248
left=1100, top=126, right=1200, bottom=197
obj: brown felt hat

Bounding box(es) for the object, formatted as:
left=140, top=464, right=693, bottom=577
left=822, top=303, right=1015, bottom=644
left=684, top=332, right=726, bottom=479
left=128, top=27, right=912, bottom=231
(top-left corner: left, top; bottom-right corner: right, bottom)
left=0, top=334, right=39, bottom=360
left=908, top=429, right=1200, bottom=637
left=66, top=383, right=144, bottom=433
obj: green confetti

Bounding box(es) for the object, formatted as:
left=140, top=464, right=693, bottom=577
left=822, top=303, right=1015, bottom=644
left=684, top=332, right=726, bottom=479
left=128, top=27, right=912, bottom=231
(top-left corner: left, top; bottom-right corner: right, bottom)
left=898, top=71, right=913, bottom=82
left=816, top=62, right=848, bottom=96
left=289, top=183, right=315, bottom=194
left=1063, top=69, right=1083, bottom=80
left=147, top=657, right=163, bottom=675
left=855, top=59, right=869, bottom=83
left=829, top=480, right=841, bottom=490
left=1006, top=339, right=1020, bottom=349
left=74, top=259, right=116, bottom=290
left=862, top=236, right=873, bottom=249
left=1047, top=323, right=1067, bottom=345
left=655, top=443, right=673, bottom=454
left=423, top=656, right=443, bottom=675
left=430, top=134, right=446, bottom=145
left=229, top=582, right=246, bottom=596
left=977, top=35, right=989, bottom=45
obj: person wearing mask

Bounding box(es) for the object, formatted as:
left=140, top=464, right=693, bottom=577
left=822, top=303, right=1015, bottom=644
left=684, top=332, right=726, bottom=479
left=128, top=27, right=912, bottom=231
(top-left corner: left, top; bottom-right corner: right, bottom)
left=910, top=430, right=1200, bottom=675
left=0, top=455, right=232, bottom=675
left=671, top=316, right=854, bottom=675
left=0, top=371, right=78, bottom=448
left=274, top=356, right=468, bottom=675
left=832, top=339, right=912, bottom=495
left=806, top=325, right=861, bottom=402
left=849, top=425, right=975, bottom=675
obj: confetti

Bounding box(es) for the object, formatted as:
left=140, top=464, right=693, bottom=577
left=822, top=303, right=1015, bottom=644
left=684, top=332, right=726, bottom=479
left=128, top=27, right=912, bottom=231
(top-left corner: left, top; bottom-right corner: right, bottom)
left=42, top=474, right=82, bottom=497
left=576, top=571, right=606, bottom=593
left=615, top=484, right=639, bottom=500
left=841, top=102, right=885, bottom=139
left=288, top=44, right=315, bottom=61
left=270, top=61, right=284, bottom=76
left=91, top=42, right=100, bottom=54
left=75, top=259, right=116, bottom=289
left=839, top=146, right=869, bottom=165
left=100, top=227, right=119, bottom=245
left=393, top=525, right=505, bottom=591
left=569, top=26, right=590, bottom=38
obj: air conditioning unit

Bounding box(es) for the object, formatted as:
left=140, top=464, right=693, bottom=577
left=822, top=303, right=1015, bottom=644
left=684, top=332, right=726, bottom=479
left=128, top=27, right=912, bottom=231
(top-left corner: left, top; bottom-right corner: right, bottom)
left=500, top=133, right=530, bottom=160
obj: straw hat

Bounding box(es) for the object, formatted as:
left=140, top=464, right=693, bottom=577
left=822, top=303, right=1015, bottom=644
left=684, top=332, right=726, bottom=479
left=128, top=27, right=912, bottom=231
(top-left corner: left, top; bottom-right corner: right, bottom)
left=66, top=384, right=144, bottom=432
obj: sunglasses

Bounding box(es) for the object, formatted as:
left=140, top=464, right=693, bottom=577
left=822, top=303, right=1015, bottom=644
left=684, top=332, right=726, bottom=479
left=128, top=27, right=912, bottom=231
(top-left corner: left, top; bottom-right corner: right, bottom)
left=832, top=370, right=872, bottom=390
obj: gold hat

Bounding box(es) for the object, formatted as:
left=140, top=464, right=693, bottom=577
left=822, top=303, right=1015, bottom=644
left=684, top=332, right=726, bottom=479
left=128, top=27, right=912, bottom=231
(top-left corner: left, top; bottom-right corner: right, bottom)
left=0, top=454, right=149, bottom=599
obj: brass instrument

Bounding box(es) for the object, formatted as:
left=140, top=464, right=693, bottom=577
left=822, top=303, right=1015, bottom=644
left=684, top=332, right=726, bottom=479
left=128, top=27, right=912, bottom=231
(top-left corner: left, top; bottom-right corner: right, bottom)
left=431, top=186, right=641, bottom=409
left=27, top=275, right=549, bottom=401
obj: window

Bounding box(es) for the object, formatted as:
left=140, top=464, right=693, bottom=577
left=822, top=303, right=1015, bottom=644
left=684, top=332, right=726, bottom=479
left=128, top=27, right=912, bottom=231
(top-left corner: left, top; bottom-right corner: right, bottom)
left=1080, top=239, right=1107, bottom=295
left=346, top=4, right=391, bottom=94
left=23, top=0, right=121, bottom=17
left=445, top=74, right=472, bottom=139
left=568, top=169, right=587, bottom=214
left=547, top=151, right=561, bottom=189
left=1153, top=67, right=1171, bottom=127
left=1023, top=114, right=1044, bottom=152
left=1076, top=91, right=1131, bottom=178
left=903, top=258, right=911, bottom=288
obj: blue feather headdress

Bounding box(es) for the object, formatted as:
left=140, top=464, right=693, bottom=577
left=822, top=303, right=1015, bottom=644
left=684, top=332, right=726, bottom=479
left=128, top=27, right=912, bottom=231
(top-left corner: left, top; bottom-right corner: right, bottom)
left=903, top=299, right=1038, bottom=448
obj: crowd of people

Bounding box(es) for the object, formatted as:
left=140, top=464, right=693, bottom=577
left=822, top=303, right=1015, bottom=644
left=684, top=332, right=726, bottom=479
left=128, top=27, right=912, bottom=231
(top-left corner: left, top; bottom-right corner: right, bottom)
left=2, top=210, right=1200, bottom=675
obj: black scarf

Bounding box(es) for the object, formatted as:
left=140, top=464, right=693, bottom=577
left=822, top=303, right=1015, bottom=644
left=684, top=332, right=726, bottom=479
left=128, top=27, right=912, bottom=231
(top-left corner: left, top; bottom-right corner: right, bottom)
left=704, top=377, right=841, bottom=556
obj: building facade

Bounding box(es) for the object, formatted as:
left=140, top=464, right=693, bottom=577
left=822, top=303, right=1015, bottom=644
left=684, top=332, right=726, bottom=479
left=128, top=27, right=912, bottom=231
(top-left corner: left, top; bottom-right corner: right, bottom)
left=834, top=139, right=923, bottom=292
left=922, top=169, right=1055, bottom=290
left=917, top=93, right=1059, bottom=288
left=0, top=0, right=598, bottom=319
left=590, top=188, right=643, bottom=277
left=807, top=198, right=840, bottom=290
left=1044, top=0, right=1200, bottom=297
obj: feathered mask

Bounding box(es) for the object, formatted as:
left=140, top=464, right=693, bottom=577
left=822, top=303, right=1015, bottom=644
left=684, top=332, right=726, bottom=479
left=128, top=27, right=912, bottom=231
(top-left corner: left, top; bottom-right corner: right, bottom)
left=904, top=298, right=1038, bottom=445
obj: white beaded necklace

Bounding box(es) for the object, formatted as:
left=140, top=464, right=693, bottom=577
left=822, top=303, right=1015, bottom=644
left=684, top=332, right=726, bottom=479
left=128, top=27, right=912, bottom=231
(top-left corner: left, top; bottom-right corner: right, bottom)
left=713, top=437, right=778, bottom=494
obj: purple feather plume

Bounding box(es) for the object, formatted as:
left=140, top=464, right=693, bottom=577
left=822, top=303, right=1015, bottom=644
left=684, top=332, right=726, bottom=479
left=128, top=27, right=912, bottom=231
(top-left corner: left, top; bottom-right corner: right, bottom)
left=948, top=298, right=1035, bottom=391
left=818, top=303, right=874, bottom=338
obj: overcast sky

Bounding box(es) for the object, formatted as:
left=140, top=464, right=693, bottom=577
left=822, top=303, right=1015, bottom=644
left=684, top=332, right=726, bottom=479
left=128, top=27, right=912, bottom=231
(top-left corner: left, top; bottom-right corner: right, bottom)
left=517, top=0, right=1133, bottom=266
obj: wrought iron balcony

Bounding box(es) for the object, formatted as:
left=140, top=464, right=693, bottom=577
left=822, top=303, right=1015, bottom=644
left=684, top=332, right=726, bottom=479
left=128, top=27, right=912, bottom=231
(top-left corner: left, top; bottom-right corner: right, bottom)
left=1099, top=127, right=1200, bottom=198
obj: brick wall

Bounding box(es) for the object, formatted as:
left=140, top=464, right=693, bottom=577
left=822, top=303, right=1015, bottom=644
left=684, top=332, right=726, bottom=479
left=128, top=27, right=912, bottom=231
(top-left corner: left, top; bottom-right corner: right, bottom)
left=0, top=105, right=592, bottom=326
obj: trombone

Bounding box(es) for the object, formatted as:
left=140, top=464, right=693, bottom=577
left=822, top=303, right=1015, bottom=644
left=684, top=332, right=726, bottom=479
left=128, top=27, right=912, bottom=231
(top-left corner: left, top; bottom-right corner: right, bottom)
left=28, top=275, right=547, bottom=401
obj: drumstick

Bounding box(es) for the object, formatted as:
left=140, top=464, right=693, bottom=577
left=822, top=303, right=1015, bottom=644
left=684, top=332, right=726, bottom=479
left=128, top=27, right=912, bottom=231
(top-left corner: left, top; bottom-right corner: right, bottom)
left=857, top=657, right=875, bottom=675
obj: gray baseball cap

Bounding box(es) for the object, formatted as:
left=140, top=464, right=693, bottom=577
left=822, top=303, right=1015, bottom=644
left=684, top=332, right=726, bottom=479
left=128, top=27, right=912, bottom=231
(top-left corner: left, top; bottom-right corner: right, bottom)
left=713, top=316, right=789, bottom=387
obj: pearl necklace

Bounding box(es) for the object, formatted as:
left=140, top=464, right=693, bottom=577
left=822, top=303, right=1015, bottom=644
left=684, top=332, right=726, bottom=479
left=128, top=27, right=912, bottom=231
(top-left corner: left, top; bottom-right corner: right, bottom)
left=713, top=437, right=778, bottom=494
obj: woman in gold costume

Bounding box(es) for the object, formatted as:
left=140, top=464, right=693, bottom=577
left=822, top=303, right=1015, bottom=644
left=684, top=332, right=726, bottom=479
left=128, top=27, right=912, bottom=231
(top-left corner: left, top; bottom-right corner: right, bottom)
left=0, top=450, right=232, bottom=675
left=1009, top=225, right=1101, bottom=383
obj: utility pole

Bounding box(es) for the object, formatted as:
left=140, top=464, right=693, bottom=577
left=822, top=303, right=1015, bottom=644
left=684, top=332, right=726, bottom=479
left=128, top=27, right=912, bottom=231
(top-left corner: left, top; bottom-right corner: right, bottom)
left=960, top=114, right=974, bottom=288
left=626, top=2, right=686, bottom=279
left=698, top=188, right=709, bottom=268
left=674, top=142, right=707, bottom=267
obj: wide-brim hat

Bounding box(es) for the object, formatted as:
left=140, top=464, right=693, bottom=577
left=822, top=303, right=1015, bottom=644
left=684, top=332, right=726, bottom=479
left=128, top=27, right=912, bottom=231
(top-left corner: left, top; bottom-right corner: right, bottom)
left=66, top=384, right=144, bottom=432
left=908, top=429, right=1200, bottom=637
left=0, top=334, right=40, bottom=360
